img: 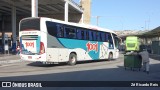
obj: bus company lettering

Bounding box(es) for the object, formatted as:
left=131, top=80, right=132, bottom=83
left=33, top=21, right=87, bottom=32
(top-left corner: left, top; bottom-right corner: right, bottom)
left=25, top=42, right=34, bottom=48
left=86, top=42, right=98, bottom=52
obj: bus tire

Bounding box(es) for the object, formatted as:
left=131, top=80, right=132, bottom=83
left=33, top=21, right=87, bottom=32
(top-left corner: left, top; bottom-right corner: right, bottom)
left=68, top=53, right=77, bottom=65
left=108, top=52, right=113, bottom=60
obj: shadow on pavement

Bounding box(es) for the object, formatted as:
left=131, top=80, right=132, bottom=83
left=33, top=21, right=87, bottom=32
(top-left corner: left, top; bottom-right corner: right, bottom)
left=27, top=59, right=112, bottom=67
left=27, top=62, right=66, bottom=67
left=0, top=62, right=160, bottom=81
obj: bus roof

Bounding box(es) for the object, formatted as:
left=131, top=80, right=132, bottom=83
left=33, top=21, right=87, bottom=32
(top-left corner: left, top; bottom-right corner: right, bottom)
left=20, top=17, right=117, bottom=35
left=126, top=36, right=138, bottom=39
left=126, top=36, right=138, bottom=40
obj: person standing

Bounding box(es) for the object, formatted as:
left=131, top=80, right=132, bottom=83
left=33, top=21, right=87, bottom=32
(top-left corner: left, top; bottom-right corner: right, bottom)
left=139, top=49, right=150, bottom=74
left=16, top=45, right=20, bottom=55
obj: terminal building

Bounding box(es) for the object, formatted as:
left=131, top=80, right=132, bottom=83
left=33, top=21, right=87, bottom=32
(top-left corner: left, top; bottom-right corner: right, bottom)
left=0, top=0, right=91, bottom=53
left=119, top=27, right=160, bottom=55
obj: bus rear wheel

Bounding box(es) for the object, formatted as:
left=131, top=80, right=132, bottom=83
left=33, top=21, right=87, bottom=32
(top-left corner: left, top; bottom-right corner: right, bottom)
left=68, top=53, right=77, bottom=65
left=108, top=53, right=113, bottom=60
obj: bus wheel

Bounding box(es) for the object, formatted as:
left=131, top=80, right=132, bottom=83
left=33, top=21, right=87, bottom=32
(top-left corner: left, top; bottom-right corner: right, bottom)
left=68, top=53, right=77, bottom=65
left=108, top=53, right=113, bottom=60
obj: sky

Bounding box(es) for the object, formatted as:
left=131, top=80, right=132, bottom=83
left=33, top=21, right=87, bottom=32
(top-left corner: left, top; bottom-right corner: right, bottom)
left=73, top=0, right=160, bottom=30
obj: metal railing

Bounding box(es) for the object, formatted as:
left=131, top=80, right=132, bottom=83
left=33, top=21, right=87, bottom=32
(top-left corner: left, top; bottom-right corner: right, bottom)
left=69, top=0, right=84, bottom=10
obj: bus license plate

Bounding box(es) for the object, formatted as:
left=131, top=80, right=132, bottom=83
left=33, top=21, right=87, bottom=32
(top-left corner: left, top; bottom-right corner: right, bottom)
left=28, top=56, right=32, bottom=59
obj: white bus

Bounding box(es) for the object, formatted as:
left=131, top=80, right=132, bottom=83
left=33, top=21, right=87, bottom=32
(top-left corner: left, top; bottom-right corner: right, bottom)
left=19, top=17, right=119, bottom=65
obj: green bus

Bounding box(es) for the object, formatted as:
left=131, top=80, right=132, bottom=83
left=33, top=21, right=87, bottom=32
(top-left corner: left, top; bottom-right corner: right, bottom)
left=125, top=36, right=140, bottom=51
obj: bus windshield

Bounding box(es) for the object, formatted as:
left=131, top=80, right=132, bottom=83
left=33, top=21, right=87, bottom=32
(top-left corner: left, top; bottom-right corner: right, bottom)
left=125, top=36, right=139, bottom=51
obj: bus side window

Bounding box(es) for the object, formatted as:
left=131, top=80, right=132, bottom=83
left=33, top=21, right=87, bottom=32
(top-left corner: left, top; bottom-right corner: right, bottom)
left=105, top=32, right=109, bottom=42
left=65, top=27, right=76, bottom=39
left=70, top=28, right=76, bottom=39
left=57, top=25, right=64, bottom=38
left=99, top=32, right=102, bottom=41
left=64, top=27, right=69, bottom=38
left=46, top=21, right=57, bottom=37
left=89, top=31, right=93, bottom=41
left=86, top=30, right=89, bottom=40
left=96, top=32, right=100, bottom=41
left=100, top=32, right=105, bottom=42
left=77, top=29, right=85, bottom=40
left=92, top=31, right=96, bottom=41
left=81, top=30, right=85, bottom=40
left=77, top=29, right=81, bottom=39
left=113, top=34, right=119, bottom=48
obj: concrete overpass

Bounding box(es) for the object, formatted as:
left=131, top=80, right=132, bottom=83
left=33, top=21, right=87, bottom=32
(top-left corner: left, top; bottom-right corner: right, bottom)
left=119, top=27, right=160, bottom=44
left=118, top=26, right=160, bottom=55
left=0, top=0, right=91, bottom=52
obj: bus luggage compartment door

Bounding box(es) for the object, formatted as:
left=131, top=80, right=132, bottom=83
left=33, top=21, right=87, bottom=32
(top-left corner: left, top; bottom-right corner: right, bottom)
left=46, top=48, right=59, bottom=62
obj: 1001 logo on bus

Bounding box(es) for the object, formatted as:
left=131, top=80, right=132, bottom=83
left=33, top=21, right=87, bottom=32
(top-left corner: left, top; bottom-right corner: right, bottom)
left=25, top=42, right=34, bottom=48
left=86, top=42, right=98, bottom=52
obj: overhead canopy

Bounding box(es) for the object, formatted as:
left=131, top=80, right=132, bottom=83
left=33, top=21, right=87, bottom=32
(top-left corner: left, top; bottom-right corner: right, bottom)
left=140, top=26, right=160, bottom=37
left=0, top=0, right=83, bottom=15
left=119, top=26, right=160, bottom=39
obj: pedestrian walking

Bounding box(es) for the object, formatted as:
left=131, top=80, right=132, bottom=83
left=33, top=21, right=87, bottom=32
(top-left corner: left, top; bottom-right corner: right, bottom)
left=139, top=49, right=150, bottom=74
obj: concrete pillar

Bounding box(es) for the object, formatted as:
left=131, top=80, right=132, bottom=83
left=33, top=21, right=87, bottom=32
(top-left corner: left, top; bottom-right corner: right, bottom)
left=12, top=5, right=17, bottom=52
left=32, top=0, right=38, bottom=17
left=81, top=14, right=84, bottom=24
left=80, top=0, right=91, bottom=24
left=65, top=0, right=68, bottom=22
left=1, top=15, right=5, bottom=50
left=1, top=16, right=4, bottom=37
left=145, top=37, right=148, bottom=45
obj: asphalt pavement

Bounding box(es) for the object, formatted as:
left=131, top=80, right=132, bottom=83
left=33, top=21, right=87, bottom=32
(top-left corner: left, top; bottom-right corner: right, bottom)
left=0, top=53, right=159, bottom=90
